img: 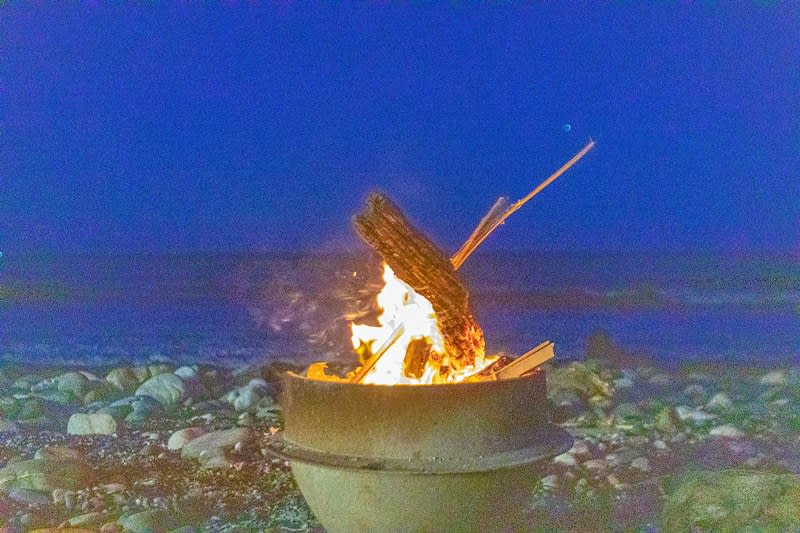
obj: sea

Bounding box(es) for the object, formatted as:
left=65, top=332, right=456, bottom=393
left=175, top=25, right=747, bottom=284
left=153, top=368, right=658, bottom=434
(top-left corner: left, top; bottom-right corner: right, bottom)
left=1, top=252, right=798, bottom=369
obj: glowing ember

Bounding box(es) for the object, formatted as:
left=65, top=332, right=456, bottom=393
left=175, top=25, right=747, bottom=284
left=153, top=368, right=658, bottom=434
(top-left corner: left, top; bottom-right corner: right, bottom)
left=350, top=264, right=495, bottom=384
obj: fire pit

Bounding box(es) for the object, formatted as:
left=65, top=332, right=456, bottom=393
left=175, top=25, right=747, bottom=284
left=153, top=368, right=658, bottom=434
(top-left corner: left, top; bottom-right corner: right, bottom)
left=267, top=370, right=572, bottom=532
left=266, top=145, right=593, bottom=531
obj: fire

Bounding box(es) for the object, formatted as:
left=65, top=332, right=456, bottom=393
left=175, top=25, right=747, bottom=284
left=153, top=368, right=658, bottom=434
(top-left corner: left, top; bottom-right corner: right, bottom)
left=349, top=264, right=495, bottom=385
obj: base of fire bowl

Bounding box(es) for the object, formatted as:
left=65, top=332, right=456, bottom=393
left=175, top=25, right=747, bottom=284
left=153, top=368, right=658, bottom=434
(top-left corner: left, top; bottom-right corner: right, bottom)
left=267, top=425, right=571, bottom=532
left=265, top=371, right=572, bottom=532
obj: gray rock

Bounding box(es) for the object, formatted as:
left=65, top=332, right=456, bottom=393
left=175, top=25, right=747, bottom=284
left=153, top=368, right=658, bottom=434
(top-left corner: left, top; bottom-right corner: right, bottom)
left=67, top=413, right=117, bottom=435
left=548, top=363, right=613, bottom=401
left=131, top=395, right=164, bottom=415
left=709, top=424, right=745, bottom=438
left=118, top=509, right=186, bottom=533
left=180, top=427, right=255, bottom=460
left=34, top=445, right=83, bottom=460
left=647, top=373, right=674, bottom=386
left=96, top=402, right=133, bottom=420
left=630, top=456, right=650, bottom=471
left=613, top=377, right=635, bottom=389
left=570, top=440, right=590, bottom=457
left=549, top=390, right=584, bottom=423
left=56, top=371, right=91, bottom=399
left=124, top=395, right=166, bottom=426
left=67, top=511, right=108, bottom=527
left=6, top=487, right=52, bottom=506
left=12, top=374, right=44, bottom=391
left=683, top=383, right=708, bottom=399
left=148, top=364, right=174, bottom=377
left=686, top=372, right=715, bottom=383
left=198, top=453, right=232, bottom=469
left=106, top=367, right=146, bottom=393
left=653, top=439, right=669, bottom=450
left=552, top=452, right=577, bottom=466
left=550, top=389, right=581, bottom=407
left=612, top=402, right=644, bottom=421
left=109, top=395, right=139, bottom=407
left=706, top=392, right=733, bottom=411
left=174, top=366, right=210, bottom=400
left=635, top=366, right=659, bottom=379
left=759, top=370, right=788, bottom=386
left=167, top=427, right=208, bottom=451
left=33, top=389, right=75, bottom=405
left=82, top=381, right=120, bottom=404
left=662, top=470, right=800, bottom=531
left=224, top=378, right=273, bottom=412
left=15, top=397, right=73, bottom=427
left=174, top=365, right=200, bottom=381
left=0, top=458, right=95, bottom=493
left=675, top=405, right=716, bottom=423
left=582, top=459, right=607, bottom=471
left=135, top=373, right=187, bottom=407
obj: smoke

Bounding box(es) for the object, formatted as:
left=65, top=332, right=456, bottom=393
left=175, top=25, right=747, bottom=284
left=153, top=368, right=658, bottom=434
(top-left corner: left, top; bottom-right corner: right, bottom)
left=242, top=254, right=385, bottom=361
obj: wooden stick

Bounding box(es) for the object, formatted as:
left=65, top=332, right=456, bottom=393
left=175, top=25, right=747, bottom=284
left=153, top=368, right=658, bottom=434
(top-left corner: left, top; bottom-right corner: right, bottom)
left=350, top=324, right=405, bottom=383
left=492, top=340, right=554, bottom=379
left=469, top=341, right=554, bottom=382
left=451, top=140, right=595, bottom=269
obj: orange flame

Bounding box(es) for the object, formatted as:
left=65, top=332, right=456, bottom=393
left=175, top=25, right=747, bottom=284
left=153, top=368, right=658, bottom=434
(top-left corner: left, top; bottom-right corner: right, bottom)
left=350, top=264, right=495, bottom=385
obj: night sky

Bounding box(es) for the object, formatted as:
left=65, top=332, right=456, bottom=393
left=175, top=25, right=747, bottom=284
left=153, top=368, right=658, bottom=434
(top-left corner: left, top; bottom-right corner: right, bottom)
left=2, top=4, right=798, bottom=255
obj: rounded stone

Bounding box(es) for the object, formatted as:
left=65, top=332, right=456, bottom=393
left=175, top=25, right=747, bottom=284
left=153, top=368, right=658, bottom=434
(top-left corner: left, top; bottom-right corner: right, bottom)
left=224, top=379, right=273, bottom=412
left=174, top=366, right=209, bottom=399
left=180, top=427, right=254, bottom=460
left=167, top=427, right=208, bottom=451
left=552, top=452, right=577, bottom=466
left=0, top=458, right=95, bottom=493
left=706, top=392, right=733, bottom=411
left=106, top=367, right=142, bottom=394
left=118, top=509, right=185, bottom=533
left=662, top=470, right=800, bottom=531
left=7, top=487, right=53, bottom=506
left=56, top=372, right=91, bottom=399
left=135, top=374, right=187, bottom=407
left=630, top=456, right=650, bottom=471
left=67, top=413, right=117, bottom=435
left=709, top=424, right=745, bottom=439
left=34, top=446, right=83, bottom=461
left=759, top=370, right=788, bottom=386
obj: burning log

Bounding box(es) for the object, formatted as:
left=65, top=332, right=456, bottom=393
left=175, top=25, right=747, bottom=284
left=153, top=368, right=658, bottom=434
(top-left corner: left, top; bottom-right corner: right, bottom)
left=403, top=337, right=433, bottom=379
left=353, top=193, right=485, bottom=371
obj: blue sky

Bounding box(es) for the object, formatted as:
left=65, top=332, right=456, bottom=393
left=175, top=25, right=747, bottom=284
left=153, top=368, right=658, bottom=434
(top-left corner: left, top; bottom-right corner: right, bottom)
left=2, top=4, right=798, bottom=254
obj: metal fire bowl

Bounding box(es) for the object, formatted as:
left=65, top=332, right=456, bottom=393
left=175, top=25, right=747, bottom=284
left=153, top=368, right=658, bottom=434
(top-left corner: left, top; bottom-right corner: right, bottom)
left=266, top=370, right=572, bottom=533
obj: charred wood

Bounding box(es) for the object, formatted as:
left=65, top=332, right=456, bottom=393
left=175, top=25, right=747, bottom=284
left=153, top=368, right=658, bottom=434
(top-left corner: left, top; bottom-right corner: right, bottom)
left=353, top=193, right=485, bottom=370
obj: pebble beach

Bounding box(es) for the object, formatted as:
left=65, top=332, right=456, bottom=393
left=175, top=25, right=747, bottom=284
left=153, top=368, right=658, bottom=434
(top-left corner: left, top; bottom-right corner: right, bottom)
left=2, top=252, right=797, bottom=531
left=3, top=346, right=800, bottom=532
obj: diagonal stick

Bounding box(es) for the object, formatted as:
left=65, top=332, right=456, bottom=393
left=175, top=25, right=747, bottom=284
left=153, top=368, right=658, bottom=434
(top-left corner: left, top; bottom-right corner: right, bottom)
left=451, top=139, right=596, bottom=269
